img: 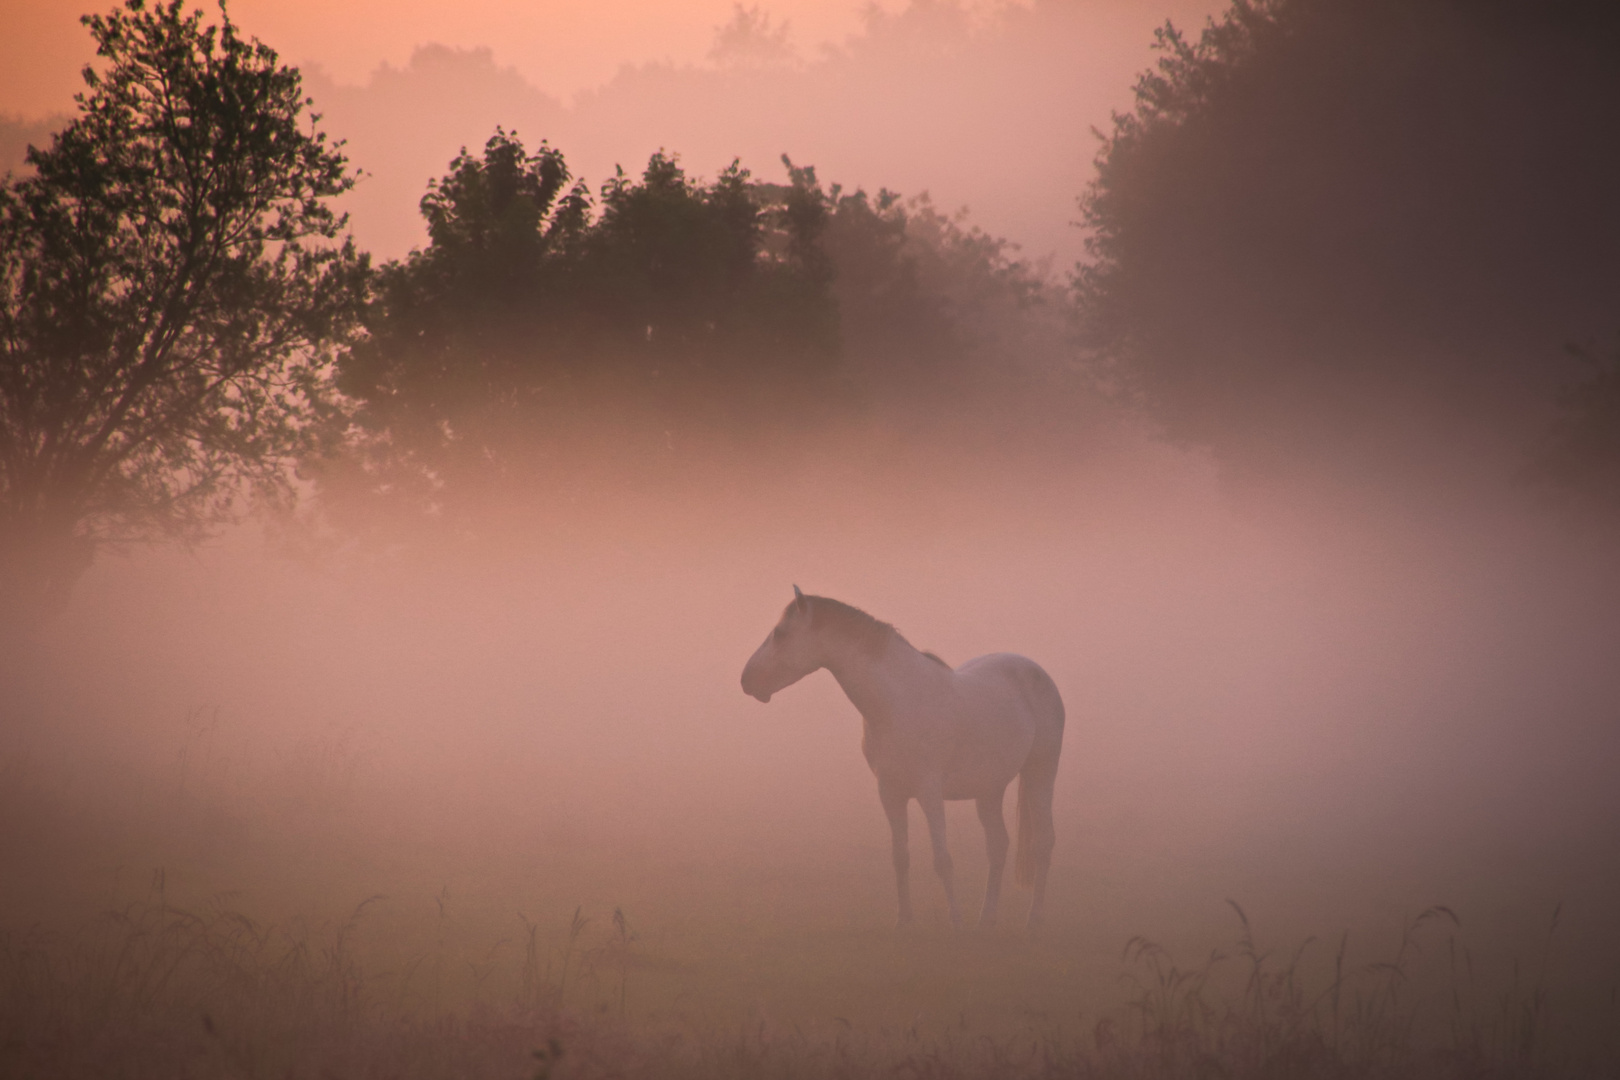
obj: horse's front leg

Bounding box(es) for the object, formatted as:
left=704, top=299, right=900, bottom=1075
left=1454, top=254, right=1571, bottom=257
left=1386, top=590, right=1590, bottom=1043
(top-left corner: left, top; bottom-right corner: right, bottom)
left=878, top=779, right=913, bottom=927
left=917, top=790, right=962, bottom=928
left=975, top=787, right=1010, bottom=928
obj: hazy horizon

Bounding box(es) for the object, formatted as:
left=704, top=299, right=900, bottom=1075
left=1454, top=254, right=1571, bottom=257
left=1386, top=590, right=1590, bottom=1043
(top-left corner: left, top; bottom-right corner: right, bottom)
left=3, top=0, right=1225, bottom=265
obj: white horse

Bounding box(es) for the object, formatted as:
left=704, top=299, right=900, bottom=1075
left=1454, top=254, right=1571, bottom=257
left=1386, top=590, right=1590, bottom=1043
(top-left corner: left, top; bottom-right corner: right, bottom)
left=741, top=588, right=1065, bottom=929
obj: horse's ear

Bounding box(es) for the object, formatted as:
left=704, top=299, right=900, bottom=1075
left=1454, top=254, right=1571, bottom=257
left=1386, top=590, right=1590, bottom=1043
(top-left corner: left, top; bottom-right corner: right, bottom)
left=793, top=584, right=805, bottom=610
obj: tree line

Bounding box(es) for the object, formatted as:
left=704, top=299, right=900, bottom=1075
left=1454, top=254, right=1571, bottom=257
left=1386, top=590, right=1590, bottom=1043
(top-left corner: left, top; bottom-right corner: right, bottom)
left=1, top=0, right=1065, bottom=622
left=4, top=0, right=1618, bottom=626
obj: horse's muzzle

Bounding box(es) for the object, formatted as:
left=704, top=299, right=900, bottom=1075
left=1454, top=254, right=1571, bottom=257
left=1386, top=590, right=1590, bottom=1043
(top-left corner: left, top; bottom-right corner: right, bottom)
left=741, top=673, right=772, bottom=703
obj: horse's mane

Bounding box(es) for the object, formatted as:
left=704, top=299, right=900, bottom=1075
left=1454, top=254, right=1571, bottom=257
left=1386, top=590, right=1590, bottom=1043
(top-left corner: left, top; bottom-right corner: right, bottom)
left=798, top=595, right=948, bottom=667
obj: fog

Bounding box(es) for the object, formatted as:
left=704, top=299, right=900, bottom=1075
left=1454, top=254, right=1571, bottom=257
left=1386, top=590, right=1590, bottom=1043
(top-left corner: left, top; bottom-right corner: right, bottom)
left=5, top=0, right=1620, bottom=1074
left=6, top=425, right=1620, bottom=1045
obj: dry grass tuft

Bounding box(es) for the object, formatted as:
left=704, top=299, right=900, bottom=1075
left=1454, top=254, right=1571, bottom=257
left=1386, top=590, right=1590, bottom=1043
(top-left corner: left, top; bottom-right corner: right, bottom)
left=1, top=880, right=1609, bottom=1080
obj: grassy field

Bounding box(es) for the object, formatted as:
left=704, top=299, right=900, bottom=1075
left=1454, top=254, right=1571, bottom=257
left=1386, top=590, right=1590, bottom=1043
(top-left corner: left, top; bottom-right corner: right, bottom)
left=3, top=738, right=1613, bottom=1080
left=6, top=463, right=1620, bottom=1079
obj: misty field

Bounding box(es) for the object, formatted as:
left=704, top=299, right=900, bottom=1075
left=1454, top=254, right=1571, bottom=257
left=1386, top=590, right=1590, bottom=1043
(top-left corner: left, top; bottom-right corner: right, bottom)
left=6, top=0, right=1620, bottom=1075
left=5, top=447, right=1619, bottom=1080
left=0, top=767, right=1610, bottom=1080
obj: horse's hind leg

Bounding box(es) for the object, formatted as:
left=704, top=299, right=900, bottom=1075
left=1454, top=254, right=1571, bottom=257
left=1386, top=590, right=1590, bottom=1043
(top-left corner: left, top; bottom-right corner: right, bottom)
left=918, top=790, right=962, bottom=929
left=878, top=779, right=914, bottom=927
left=1026, top=802, right=1054, bottom=930
left=975, top=787, right=1011, bottom=929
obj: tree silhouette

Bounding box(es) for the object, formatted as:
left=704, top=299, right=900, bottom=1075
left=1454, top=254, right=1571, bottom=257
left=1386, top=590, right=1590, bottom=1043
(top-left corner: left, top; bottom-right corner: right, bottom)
left=1076, top=0, right=1620, bottom=486
left=0, top=0, right=364, bottom=626
left=330, top=134, right=842, bottom=524
left=326, top=132, right=1078, bottom=534
left=813, top=178, right=1064, bottom=429
left=333, top=129, right=588, bottom=514
left=579, top=151, right=840, bottom=396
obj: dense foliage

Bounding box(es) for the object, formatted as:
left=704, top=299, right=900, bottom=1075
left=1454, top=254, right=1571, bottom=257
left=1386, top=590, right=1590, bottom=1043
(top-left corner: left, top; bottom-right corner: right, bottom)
left=338, top=134, right=840, bottom=457
left=0, top=0, right=363, bottom=623
left=327, top=133, right=1071, bottom=527
left=1076, top=0, right=1620, bottom=486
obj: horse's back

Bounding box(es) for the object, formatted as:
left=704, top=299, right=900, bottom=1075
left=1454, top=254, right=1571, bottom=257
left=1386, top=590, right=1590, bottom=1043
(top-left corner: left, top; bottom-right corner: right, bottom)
left=938, top=653, right=1064, bottom=797
left=956, top=653, right=1064, bottom=731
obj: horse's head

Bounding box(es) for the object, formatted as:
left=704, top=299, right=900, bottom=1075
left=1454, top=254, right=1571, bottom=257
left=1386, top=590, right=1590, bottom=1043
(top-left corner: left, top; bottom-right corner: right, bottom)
left=741, top=586, right=821, bottom=703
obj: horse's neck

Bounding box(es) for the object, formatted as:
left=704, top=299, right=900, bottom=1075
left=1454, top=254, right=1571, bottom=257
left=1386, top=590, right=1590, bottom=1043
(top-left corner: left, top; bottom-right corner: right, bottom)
left=823, top=634, right=920, bottom=726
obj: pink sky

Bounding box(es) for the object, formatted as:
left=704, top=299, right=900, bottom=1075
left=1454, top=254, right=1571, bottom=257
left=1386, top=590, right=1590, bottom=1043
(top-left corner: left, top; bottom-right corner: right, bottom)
left=3, top=0, right=1225, bottom=264
left=2, top=0, right=1215, bottom=118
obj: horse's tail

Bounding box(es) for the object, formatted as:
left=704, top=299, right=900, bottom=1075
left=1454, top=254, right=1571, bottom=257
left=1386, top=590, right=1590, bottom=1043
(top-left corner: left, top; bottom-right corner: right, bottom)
left=1014, top=664, right=1065, bottom=889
